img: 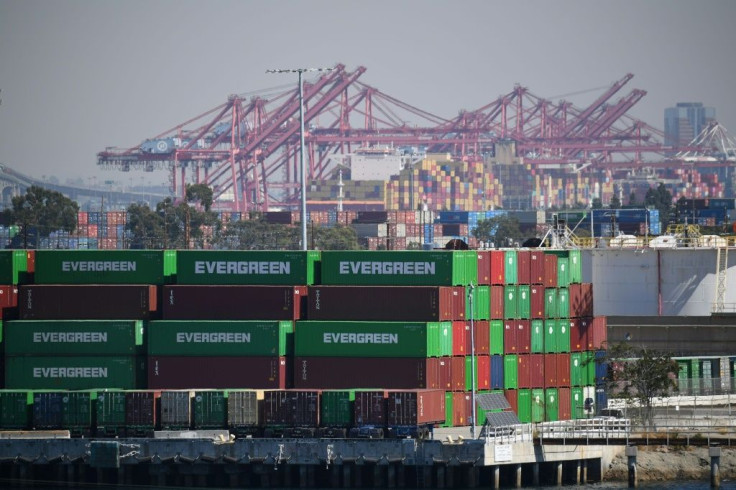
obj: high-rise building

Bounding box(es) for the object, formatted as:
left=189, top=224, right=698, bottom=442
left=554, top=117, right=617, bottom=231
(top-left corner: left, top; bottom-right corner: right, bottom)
left=664, top=102, right=716, bottom=148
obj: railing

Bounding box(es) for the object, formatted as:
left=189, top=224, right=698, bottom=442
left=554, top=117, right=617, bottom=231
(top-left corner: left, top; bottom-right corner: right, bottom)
left=481, top=423, right=534, bottom=444
left=536, top=418, right=632, bottom=442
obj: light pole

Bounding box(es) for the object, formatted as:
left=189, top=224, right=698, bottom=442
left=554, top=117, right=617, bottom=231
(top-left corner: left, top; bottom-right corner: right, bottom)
left=266, top=67, right=333, bottom=250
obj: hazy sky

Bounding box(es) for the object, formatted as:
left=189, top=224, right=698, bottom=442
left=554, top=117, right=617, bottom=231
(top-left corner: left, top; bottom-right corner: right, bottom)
left=1, top=0, right=735, bottom=186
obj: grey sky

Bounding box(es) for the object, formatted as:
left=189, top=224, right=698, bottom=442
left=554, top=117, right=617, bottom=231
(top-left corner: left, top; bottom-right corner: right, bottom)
left=1, top=0, right=734, bottom=186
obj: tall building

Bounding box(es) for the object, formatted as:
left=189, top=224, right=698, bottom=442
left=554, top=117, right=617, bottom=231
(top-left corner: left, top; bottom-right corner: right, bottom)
left=664, top=102, right=716, bottom=148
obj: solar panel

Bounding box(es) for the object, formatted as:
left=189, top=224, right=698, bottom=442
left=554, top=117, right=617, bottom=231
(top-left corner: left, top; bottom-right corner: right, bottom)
left=484, top=411, right=521, bottom=428
left=476, top=392, right=511, bottom=411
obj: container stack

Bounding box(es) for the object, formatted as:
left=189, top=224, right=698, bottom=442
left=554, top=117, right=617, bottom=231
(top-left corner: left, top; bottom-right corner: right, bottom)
left=497, top=249, right=608, bottom=422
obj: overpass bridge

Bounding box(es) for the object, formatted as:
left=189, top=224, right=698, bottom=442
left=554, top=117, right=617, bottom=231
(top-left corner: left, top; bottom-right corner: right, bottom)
left=0, top=163, right=170, bottom=210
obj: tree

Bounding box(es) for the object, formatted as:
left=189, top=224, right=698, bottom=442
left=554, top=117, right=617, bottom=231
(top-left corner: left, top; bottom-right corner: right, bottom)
left=596, top=342, right=679, bottom=428
left=2, top=185, right=78, bottom=247
left=126, top=202, right=165, bottom=249
left=610, top=194, right=621, bottom=209
left=472, top=215, right=524, bottom=247
left=310, top=224, right=360, bottom=250
left=217, top=219, right=299, bottom=250
left=628, top=192, right=638, bottom=207
left=591, top=198, right=603, bottom=210
left=645, top=183, right=674, bottom=228
left=185, top=183, right=214, bottom=212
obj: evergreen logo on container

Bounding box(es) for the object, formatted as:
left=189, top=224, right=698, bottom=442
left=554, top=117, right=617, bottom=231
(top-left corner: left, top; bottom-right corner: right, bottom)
left=61, top=261, right=136, bottom=272
left=323, top=333, right=398, bottom=344
left=338, top=261, right=435, bottom=275
left=33, top=367, right=108, bottom=378
left=193, top=261, right=291, bottom=275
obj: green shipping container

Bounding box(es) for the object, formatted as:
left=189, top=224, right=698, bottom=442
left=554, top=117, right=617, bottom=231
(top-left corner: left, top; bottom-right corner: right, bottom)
left=465, top=356, right=479, bottom=391
left=531, top=320, right=544, bottom=353
left=504, top=251, right=517, bottom=285
left=147, top=320, right=293, bottom=357
left=194, top=390, right=228, bottom=429
left=504, top=355, right=518, bottom=389
left=63, top=391, right=95, bottom=431
left=517, top=285, right=531, bottom=319
left=33, top=250, right=167, bottom=285
left=544, top=288, right=558, bottom=319
left=570, top=352, right=584, bottom=387
left=4, top=320, right=144, bottom=356
left=545, top=388, right=559, bottom=421
left=504, top=286, right=517, bottom=319
left=531, top=389, right=545, bottom=423
left=516, top=389, right=532, bottom=423
left=441, top=392, right=453, bottom=428
left=463, top=251, right=479, bottom=286
left=6, top=356, right=145, bottom=390
left=490, top=320, right=504, bottom=355
left=0, top=390, right=33, bottom=429
left=0, top=250, right=28, bottom=285
left=544, top=319, right=558, bottom=353
left=558, top=318, right=571, bottom=353
left=466, top=286, right=490, bottom=320
left=557, top=257, right=570, bottom=288
left=584, top=351, right=596, bottom=386
left=571, top=387, right=585, bottom=420
left=319, top=251, right=471, bottom=286
left=321, top=390, right=355, bottom=428
left=96, top=390, right=127, bottom=435
left=175, top=250, right=320, bottom=285
left=557, top=288, right=569, bottom=319
left=568, top=250, right=582, bottom=284
left=294, top=321, right=451, bottom=358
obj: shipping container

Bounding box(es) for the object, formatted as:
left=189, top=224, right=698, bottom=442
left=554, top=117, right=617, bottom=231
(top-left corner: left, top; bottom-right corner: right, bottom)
left=0, top=285, right=18, bottom=310
left=531, top=319, right=544, bottom=353
left=465, top=355, right=490, bottom=390
left=161, top=285, right=305, bottom=321
left=503, top=320, right=517, bottom=354
left=386, top=389, right=445, bottom=428
left=544, top=319, right=558, bottom=353
left=354, top=390, right=386, bottom=427
left=160, top=390, right=193, bottom=430
left=570, top=352, right=584, bottom=387
left=530, top=286, right=545, bottom=319
left=504, top=286, right=517, bottom=319
left=490, top=355, right=504, bottom=390
left=192, top=390, right=228, bottom=429
left=0, top=250, right=28, bottom=285
left=466, top=320, right=490, bottom=355
left=544, top=354, right=557, bottom=388
left=125, top=390, right=159, bottom=437
left=451, top=392, right=471, bottom=426
left=543, top=254, right=558, bottom=288
left=175, top=250, right=320, bottom=285
left=294, top=320, right=451, bottom=358
left=516, top=320, right=531, bottom=354
left=320, top=390, right=354, bottom=429
left=569, top=283, right=594, bottom=318
left=33, top=391, right=94, bottom=435
left=438, top=358, right=452, bottom=390
left=490, top=286, right=504, bottom=320
left=95, top=390, right=127, bottom=436
left=489, top=251, right=505, bottom=285
left=466, top=285, right=490, bottom=320
left=558, top=387, right=572, bottom=420
left=557, top=288, right=569, bottom=322
left=307, top=285, right=458, bottom=321
left=591, top=316, right=608, bottom=349
left=568, top=250, right=582, bottom=284
left=544, top=288, right=558, bottom=319
left=490, top=320, right=504, bottom=355
left=585, top=351, right=596, bottom=386
left=263, top=390, right=320, bottom=432
left=147, top=320, right=292, bottom=357
left=516, top=285, right=531, bottom=320
left=517, top=354, right=532, bottom=389
left=4, top=320, right=144, bottom=356
left=20, top=285, right=157, bottom=320
left=529, top=354, right=545, bottom=389
left=516, top=389, right=531, bottom=423
left=294, top=357, right=440, bottom=390
left=319, top=251, right=475, bottom=286
left=595, top=350, right=608, bottom=386
left=531, top=389, right=545, bottom=423
left=529, top=251, right=544, bottom=285
left=148, top=356, right=289, bottom=390
left=569, top=319, right=585, bottom=352
left=227, top=390, right=262, bottom=435
left=476, top=251, right=490, bottom=285
left=557, top=257, right=570, bottom=288
left=6, top=356, right=144, bottom=390
left=504, top=389, right=518, bottom=420
left=516, top=250, right=531, bottom=285
left=504, top=355, right=518, bottom=389
left=545, top=388, right=559, bottom=422
left=571, top=387, right=585, bottom=419
left=33, top=250, right=169, bottom=285
left=452, top=321, right=467, bottom=356
left=557, top=353, right=571, bottom=386
left=504, top=251, right=517, bottom=285
left=0, top=390, right=33, bottom=429
left=558, top=318, right=571, bottom=353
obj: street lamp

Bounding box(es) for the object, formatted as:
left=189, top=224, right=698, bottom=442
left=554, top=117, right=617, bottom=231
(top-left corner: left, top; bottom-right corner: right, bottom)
left=266, top=67, right=334, bottom=250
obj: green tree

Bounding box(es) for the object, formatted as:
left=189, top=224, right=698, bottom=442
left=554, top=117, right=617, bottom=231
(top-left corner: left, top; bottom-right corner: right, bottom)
left=2, top=185, right=78, bottom=247
left=645, top=183, right=673, bottom=228
left=126, top=202, right=165, bottom=249
left=628, top=192, right=638, bottom=207
left=610, top=194, right=621, bottom=209
left=185, top=183, right=214, bottom=212
left=597, top=342, right=679, bottom=428
left=218, top=219, right=299, bottom=250
left=472, top=215, right=524, bottom=247
left=591, top=198, right=603, bottom=209
left=310, top=224, right=360, bottom=250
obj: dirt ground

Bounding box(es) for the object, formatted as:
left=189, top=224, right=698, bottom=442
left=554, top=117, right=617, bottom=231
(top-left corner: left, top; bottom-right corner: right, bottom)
left=603, top=446, right=736, bottom=482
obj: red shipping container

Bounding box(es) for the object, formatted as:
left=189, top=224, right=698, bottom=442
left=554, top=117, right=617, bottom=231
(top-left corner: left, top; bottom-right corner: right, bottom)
left=504, top=389, right=518, bottom=416
left=26, top=251, right=35, bottom=274
left=591, top=316, right=608, bottom=349
left=148, top=356, right=289, bottom=389
left=529, top=251, right=545, bottom=285
left=354, top=391, right=386, bottom=426
left=452, top=392, right=472, bottom=426
left=569, top=319, right=585, bottom=352
left=125, top=390, right=160, bottom=436
left=294, top=357, right=440, bottom=390
left=452, top=321, right=467, bottom=356
left=517, top=320, right=531, bottom=353
left=77, top=211, right=88, bottom=225
left=530, top=286, right=545, bottom=319
left=263, top=390, right=320, bottom=427
left=490, top=251, right=505, bottom=285
left=503, top=320, right=517, bottom=354
left=386, top=389, right=446, bottom=426
left=517, top=354, right=532, bottom=389
left=516, top=251, right=531, bottom=285
left=477, top=355, right=490, bottom=390
left=20, top=284, right=157, bottom=320
left=579, top=317, right=592, bottom=351
left=438, top=357, right=453, bottom=390
left=162, top=285, right=306, bottom=321
left=529, top=354, right=545, bottom=388
left=452, top=287, right=466, bottom=320
left=569, top=283, right=593, bottom=318
left=543, top=254, right=558, bottom=288
left=558, top=387, right=572, bottom=421
left=490, top=286, right=504, bottom=319
left=466, top=320, right=490, bottom=355
left=544, top=354, right=557, bottom=388
left=476, top=251, right=491, bottom=285
left=451, top=356, right=465, bottom=392
left=0, top=285, right=18, bottom=309
left=556, top=353, right=571, bottom=386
